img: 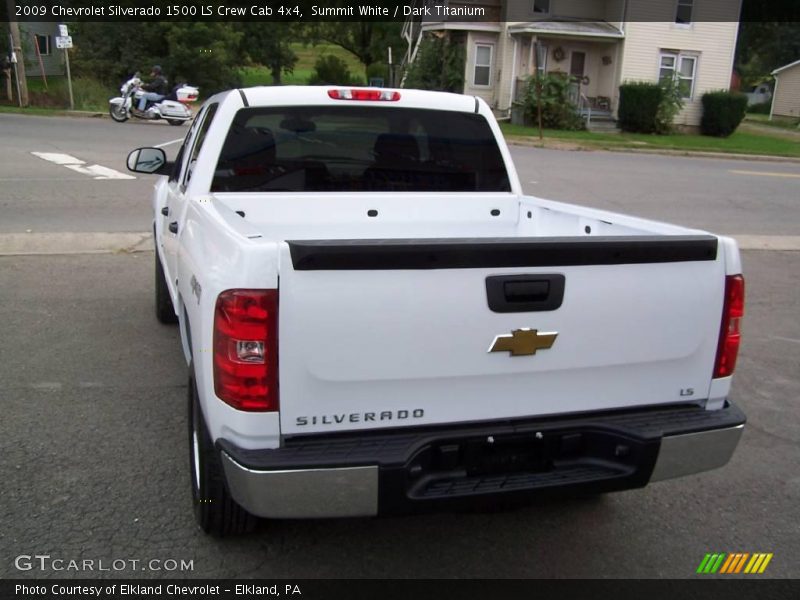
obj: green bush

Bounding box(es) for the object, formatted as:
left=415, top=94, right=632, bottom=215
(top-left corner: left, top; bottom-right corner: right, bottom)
left=618, top=80, right=684, bottom=134
left=655, top=76, right=684, bottom=134
left=701, top=90, right=748, bottom=137
left=618, top=82, right=663, bottom=133
left=366, top=62, right=387, bottom=84
left=404, top=33, right=465, bottom=93
left=522, top=74, right=585, bottom=131
left=747, top=100, right=772, bottom=114
left=307, top=55, right=357, bottom=85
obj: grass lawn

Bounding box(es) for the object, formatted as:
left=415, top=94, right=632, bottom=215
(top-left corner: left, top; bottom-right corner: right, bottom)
left=744, top=113, right=800, bottom=130
left=239, top=42, right=366, bottom=86
left=499, top=122, right=800, bottom=158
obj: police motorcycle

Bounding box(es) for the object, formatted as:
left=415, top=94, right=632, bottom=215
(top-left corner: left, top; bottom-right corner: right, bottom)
left=109, top=74, right=198, bottom=126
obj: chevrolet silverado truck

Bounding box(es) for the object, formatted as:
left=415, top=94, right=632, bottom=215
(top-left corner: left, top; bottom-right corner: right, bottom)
left=127, top=86, right=746, bottom=536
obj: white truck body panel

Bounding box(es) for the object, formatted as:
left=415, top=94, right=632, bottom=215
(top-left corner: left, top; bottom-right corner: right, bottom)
left=172, top=189, right=731, bottom=448
left=142, top=86, right=743, bottom=507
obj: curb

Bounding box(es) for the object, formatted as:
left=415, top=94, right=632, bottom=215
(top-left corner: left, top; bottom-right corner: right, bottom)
left=0, top=107, right=106, bottom=118
left=0, top=232, right=152, bottom=256
left=1, top=232, right=798, bottom=256
left=505, top=136, right=800, bottom=164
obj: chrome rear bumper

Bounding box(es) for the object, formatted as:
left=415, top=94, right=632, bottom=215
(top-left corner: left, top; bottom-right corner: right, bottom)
left=220, top=402, right=745, bottom=519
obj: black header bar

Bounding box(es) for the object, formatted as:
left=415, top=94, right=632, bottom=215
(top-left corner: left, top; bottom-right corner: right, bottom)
left=287, top=235, right=718, bottom=271
left=2, top=579, right=798, bottom=600
left=2, top=0, right=799, bottom=23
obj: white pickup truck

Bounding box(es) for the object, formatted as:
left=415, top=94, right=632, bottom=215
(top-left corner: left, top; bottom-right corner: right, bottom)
left=127, top=86, right=746, bottom=536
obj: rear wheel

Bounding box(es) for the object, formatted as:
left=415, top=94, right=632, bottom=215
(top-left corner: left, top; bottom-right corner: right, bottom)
left=109, top=104, right=128, bottom=122
left=189, top=370, right=257, bottom=536
left=155, top=252, right=178, bottom=324
left=167, top=119, right=185, bottom=126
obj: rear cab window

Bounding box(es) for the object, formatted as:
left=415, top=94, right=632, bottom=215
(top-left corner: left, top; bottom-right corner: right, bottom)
left=211, top=106, right=511, bottom=193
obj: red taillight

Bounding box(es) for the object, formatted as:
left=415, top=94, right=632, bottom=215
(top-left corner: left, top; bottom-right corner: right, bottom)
left=213, top=289, right=278, bottom=411
left=327, top=89, right=401, bottom=101
left=713, top=275, right=745, bottom=379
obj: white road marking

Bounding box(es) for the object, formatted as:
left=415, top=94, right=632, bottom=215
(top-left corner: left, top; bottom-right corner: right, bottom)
left=155, top=138, right=184, bottom=148
left=31, top=151, right=135, bottom=180
left=729, top=169, right=800, bottom=179
left=64, top=164, right=136, bottom=180
left=31, top=152, right=85, bottom=165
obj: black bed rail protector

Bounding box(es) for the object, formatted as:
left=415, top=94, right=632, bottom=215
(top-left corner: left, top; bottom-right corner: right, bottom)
left=287, top=235, right=718, bottom=270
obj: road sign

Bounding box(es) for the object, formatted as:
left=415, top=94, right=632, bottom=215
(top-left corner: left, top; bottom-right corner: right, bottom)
left=55, top=36, right=73, bottom=50
left=58, top=24, right=69, bottom=37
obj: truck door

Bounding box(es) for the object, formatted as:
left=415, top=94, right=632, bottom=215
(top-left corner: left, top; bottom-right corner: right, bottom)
left=161, top=103, right=219, bottom=289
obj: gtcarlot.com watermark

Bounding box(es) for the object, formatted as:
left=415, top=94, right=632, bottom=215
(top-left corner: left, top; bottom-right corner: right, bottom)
left=14, top=554, right=194, bottom=573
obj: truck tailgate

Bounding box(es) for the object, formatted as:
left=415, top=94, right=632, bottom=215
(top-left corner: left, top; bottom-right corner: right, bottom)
left=277, top=236, right=725, bottom=435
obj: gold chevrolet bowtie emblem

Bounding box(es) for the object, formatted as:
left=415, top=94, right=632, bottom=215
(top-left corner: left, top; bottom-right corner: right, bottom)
left=488, top=329, right=558, bottom=356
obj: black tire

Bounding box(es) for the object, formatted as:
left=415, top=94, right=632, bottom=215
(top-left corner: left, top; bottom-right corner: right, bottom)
left=109, top=104, right=128, bottom=122
left=189, top=370, right=257, bottom=536
left=155, top=252, right=178, bottom=324
left=167, top=119, right=185, bottom=126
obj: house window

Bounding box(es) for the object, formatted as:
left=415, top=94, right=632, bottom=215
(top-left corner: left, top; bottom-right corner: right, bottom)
left=675, top=0, right=693, bottom=25
left=473, top=44, right=493, bottom=87
left=659, top=52, right=697, bottom=99
left=535, top=44, right=548, bottom=76
left=34, top=34, right=51, bottom=56
left=533, top=0, right=550, bottom=14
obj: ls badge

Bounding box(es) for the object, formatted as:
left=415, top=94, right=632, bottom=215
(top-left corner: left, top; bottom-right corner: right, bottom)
left=488, top=329, right=558, bottom=357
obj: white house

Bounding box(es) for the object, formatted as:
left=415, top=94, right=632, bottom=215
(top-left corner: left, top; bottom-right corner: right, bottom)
left=770, top=59, right=800, bottom=120
left=403, top=0, right=741, bottom=128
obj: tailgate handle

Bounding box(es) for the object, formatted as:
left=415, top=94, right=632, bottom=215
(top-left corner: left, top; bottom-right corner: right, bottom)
left=504, top=280, right=549, bottom=302
left=486, top=274, right=565, bottom=313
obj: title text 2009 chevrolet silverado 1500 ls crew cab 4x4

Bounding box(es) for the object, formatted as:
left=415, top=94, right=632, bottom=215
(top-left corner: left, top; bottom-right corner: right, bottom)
left=127, top=86, right=746, bottom=536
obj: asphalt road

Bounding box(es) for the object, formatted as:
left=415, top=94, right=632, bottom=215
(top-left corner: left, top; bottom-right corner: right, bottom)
left=0, top=113, right=799, bottom=579
left=1, top=113, right=799, bottom=236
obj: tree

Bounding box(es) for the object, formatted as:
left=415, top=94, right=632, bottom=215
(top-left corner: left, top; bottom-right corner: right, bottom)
left=306, top=22, right=402, bottom=80
left=404, top=32, right=465, bottom=93
left=71, top=23, right=242, bottom=94
left=237, top=22, right=297, bottom=85
left=70, top=23, right=167, bottom=85
left=4, top=5, right=29, bottom=106
left=161, top=23, right=243, bottom=93
left=735, top=21, right=800, bottom=88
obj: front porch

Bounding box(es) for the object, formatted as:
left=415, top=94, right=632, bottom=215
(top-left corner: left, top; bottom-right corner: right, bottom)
left=509, top=21, right=624, bottom=129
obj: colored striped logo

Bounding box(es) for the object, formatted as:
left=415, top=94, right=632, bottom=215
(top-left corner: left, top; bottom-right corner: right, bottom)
left=696, top=553, right=774, bottom=574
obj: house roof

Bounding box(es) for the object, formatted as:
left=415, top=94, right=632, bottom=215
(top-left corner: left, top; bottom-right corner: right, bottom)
left=508, top=20, right=624, bottom=39
left=772, top=59, right=800, bottom=75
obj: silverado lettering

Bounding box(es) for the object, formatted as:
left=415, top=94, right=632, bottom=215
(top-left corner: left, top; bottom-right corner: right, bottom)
left=296, top=409, right=425, bottom=427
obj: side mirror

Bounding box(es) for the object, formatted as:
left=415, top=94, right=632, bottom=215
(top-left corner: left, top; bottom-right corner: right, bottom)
left=127, top=147, right=172, bottom=175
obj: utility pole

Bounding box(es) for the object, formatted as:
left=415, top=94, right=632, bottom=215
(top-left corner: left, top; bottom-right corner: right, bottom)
left=535, top=40, right=543, bottom=141
left=6, top=1, right=29, bottom=106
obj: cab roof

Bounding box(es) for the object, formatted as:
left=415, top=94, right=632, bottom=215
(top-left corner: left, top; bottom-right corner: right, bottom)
left=211, top=85, right=481, bottom=114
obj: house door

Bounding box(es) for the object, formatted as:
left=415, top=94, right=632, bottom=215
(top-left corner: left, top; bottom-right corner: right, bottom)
left=570, top=51, right=586, bottom=78
left=568, top=51, right=586, bottom=104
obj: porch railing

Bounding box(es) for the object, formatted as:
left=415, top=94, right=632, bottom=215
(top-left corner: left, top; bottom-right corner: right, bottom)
left=579, top=93, right=592, bottom=127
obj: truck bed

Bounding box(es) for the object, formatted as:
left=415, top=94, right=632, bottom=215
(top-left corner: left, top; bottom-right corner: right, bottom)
left=196, top=192, right=736, bottom=437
